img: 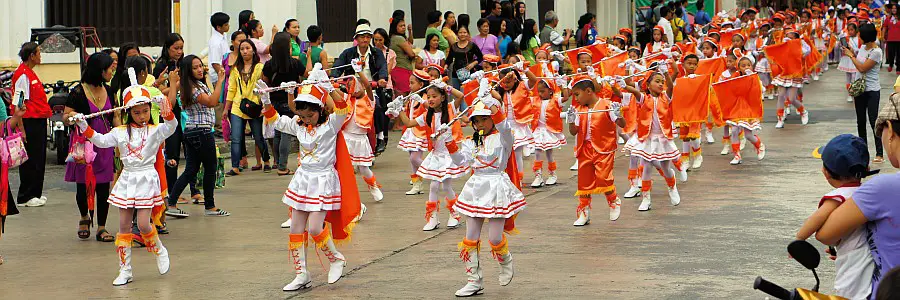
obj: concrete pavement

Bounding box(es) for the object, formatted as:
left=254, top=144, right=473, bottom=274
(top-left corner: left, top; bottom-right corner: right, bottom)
left=0, top=69, right=893, bottom=299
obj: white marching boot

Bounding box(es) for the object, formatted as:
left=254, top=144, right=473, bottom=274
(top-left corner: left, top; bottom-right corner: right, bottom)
left=638, top=193, right=652, bottom=211
left=705, top=131, right=715, bottom=144
left=801, top=110, right=810, bottom=125
left=530, top=172, right=544, bottom=188
left=492, top=245, right=514, bottom=286
left=319, top=238, right=346, bottom=284
left=573, top=208, right=591, bottom=226
left=623, top=185, right=642, bottom=198
left=675, top=166, right=688, bottom=183
left=281, top=218, right=292, bottom=228
left=423, top=203, right=440, bottom=231
left=609, top=197, right=622, bottom=221
left=406, top=179, right=424, bottom=195
left=352, top=203, right=367, bottom=223
left=455, top=242, right=484, bottom=297
left=283, top=239, right=311, bottom=291
left=691, top=154, right=703, bottom=169
left=113, top=240, right=133, bottom=286
left=569, top=160, right=578, bottom=171
left=669, top=185, right=681, bottom=206
left=370, top=186, right=384, bottom=202
left=757, top=143, right=767, bottom=160
left=144, top=232, right=170, bottom=275
left=775, top=118, right=785, bottom=129
left=720, top=143, right=731, bottom=155
left=544, top=173, right=558, bottom=185
left=447, top=208, right=461, bottom=229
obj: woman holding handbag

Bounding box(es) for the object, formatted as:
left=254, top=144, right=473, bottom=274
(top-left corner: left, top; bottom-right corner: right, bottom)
left=844, top=23, right=885, bottom=163
left=225, top=39, right=271, bottom=176
left=446, top=26, right=484, bottom=90
left=63, top=52, right=117, bottom=242
left=0, top=99, right=27, bottom=265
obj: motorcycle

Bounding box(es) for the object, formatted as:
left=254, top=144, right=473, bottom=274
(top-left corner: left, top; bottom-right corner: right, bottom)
left=753, top=240, right=848, bottom=300
left=0, top=70, right=13, bottom=109
left=44, top=80, right=79, bottom=165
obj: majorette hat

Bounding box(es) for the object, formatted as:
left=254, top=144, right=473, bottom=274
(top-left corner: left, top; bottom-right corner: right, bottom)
left=534, top=43, right=552, bottom=56
left=467, top=101, right=493, bottom=121
left=413, top=69, right=433, bottom=81
left=426, top=64, right=445, bottom=75
left=568, top=74, right=593, bottom=89
left=702, top=38, right=719, bottom=49
left=295, top=84, right=328, bottom=107
left=122, top=67, right=152, bottom=107
left=619, top=28, right=633, bottom=35
left=483, top=54, right=501, bottom=64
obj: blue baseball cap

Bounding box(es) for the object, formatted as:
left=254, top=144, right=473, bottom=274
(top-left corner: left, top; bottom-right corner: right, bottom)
left=812, top=134, right=879, bottom=178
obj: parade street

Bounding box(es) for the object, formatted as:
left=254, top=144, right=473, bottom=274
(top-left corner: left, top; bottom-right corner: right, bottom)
left=0, top=69, right=892, bottom=299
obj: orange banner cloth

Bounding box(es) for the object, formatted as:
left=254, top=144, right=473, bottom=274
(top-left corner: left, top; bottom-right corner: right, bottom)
left=671, top=74, right=716, bottom=125
left=765, top=39, right=805, bottom=78
left=712, top=73, right=764, bottom=121
left=600, top=51, right=628, bottom=77
left=566, top=43, right=609, bottom=66
left=462, top=79, right=480, bottom=106
left=695, top=57, right=726, bottom=79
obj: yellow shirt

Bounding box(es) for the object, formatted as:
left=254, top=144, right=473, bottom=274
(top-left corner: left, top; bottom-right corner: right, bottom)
left=226, top=63, right=264, bottom=119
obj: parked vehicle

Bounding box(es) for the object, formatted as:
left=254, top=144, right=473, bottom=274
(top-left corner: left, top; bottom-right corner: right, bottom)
left=44, top=80, right=78, bottom=165
left=753, top=240, right=848, bottom=300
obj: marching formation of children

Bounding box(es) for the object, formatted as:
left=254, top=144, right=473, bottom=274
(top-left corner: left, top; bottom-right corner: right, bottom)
left=34, top=3, right=887, bottom=297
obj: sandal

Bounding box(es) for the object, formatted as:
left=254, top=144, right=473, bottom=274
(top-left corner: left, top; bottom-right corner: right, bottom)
left=263, top=165, right=273, bottom=173
left=77, top=219, right=91, bottom=240
left=96, top=229, right=115, bottom=242
left=226, top=169, right=240, bottom=177
left=277, top=169, right=294, bottom=176
left=177, top=196, right=190, bottom=205
left=251, top=165, right=263, bottom=171
left=874, top=156, right=885, bottom=164
left=157, top=223, right=169, bottom=235
left=192, top=194, right=205, bottom=205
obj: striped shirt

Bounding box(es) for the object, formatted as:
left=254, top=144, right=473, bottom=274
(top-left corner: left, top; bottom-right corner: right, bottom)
left=183, top=82, right=216, bottom=127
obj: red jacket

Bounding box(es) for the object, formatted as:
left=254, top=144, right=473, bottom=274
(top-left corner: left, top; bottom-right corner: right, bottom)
left=12, top=63, right=51, bottom=118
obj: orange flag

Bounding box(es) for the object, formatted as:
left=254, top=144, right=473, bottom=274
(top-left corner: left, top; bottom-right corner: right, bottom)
left=565, top=43, right=609, bottom=66
left=718, top=29, right=739, bottom=49
left=528, top=62, right=545, bottom=78
left=671, top=74, right=715, bottom=125
left=676, top=41, right=697, bottom=56
left=802, top=37, right=821, bottom=73
left=695, top=57, right=726, bottom=79
left=765, top=39, right=804, bottom=78
left=712, top=73, right=764, bottom=121
left=600, top=51, right=628, bottom=77
left=462, top=79, right=480, bottom=106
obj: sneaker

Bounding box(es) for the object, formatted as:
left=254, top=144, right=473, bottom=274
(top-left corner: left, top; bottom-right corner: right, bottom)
left=545, top=174, right=558, bottom=185
left=530, top=176, right=544, bottom=188
left=775, top=120, right=785, bottom=129
left=757, top=143, right=767, bottom=161
left=705, top=132, right=715, bottom=144
left=17, top=197, right=44, bottom=207
left=638, top=194, right=652, bottom=211
left=573, top=209, right=590, bottom=226
left=205, top=208, right=231, bottom=216
left=847, top=95, right=854, bottom=103
left=165, top=207, right=189, bottom=218
left=801, top=110, right=809, bottom=125
left=623, top=185, right=642, bottom=198
left=281, top=218, right=291, bottom=228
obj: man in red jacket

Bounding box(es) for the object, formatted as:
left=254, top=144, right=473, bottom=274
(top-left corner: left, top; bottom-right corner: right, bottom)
left=11, top=42, right=50, bottom=207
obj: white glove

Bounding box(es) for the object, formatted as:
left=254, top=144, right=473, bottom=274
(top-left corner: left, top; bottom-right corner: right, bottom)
left=587, top=66, right=598, bottom=79
left=385, top=106, right=402, bottom=118
left=351, top=58, right=364, bottom=73
left=625, top=59, right=635, bottom=68
left=280, top=81, right=298, bottom=89
left=514, top=61, right=525, bottom=72
left=481, top=96, right=500, bottom=109
left=317, top=78, right=335, bottom=93
left=610, top=102, right=623, bottom=119
left=555, top=76, right=567, bottom=88
left=477, top=78, right=492, bottom=98
left=658, top=62, right=669, bottom=75
left=256, top=80, right=272, bottom=105
left=431, top=79, right=448, bottom=90
left=687, top=74, right=698, bottom=79
left=72, top=113, right=89, bottom=131
left=433, top=123, right=451, bottom=141
left=662, top=47, right=673, bottom=58
left=565, top=106, right=577, bottom=124
left=469, top=70, right=485, bottom=81
left=615, top=76, right=627, bottom=88
left=550, top=51, right=565, bottom=61
left=599, top=76, right=613, bottom=85
left=311, top=62, right=323, bottom=73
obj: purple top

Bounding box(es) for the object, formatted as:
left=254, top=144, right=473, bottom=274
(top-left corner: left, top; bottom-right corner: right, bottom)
left=853, top=172, right=900, bottom=297
left=222, top=53, right=232, bottom=102
left=64, top=99, right=114, bottom=183
left=472, top=34, right=499, bottom=56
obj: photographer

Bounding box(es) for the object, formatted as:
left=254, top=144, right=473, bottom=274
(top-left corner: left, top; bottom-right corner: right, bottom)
left=540, top=11, right=572, bottom=53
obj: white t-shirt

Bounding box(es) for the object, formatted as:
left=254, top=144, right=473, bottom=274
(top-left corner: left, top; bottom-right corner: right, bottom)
left=207, top=31, right=229, bottom=84
left=418, top=49, right=446, bottom=66
left=820, top=186, right=875, bottom=300
left=657, top=17, right=675, bottom=45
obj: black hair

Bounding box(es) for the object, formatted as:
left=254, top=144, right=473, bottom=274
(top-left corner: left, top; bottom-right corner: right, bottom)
left=578, top=13, right=595, bottom=29
left=675, top=7, right=684, bottom=17
left=425, top=86, right=451, bottom=126
left=697, top=0, right=704, bottom=10
left=471, top=115, right=495, bottom=148
left=392, top=10, right=405, bottom=21
left=357, top=19, right=371, bottom=26
left=18, top=42, right=39, bottom=62
left=497, top=68, right=521, bottom=93
left=515, top=2, right=526, bottom=18
left=477, top=18, right=490, bottom=32
left=295, top=100, right=328, bottom=125
left=389, top=17, right=406, bottom=39
left=876, top=266, right=900, bottom=300
left=234, top=39, right=260, bottom=76
left=179, top=55, right=205, bottom=107
left=501, top=1, right=514, bottom=19
left=823, top=163, right=867, bottom=181
left=210, top=12, right=230, bottom=29
left=101, top=48, right=117, bottom=56
left=425, top=33, right=441, bottom=52
left=283, top=19, right=302, bottom=47
left=458, top=14, right=471, bottom=32
left=118, top=55, right=149, bottom=103
left=307, top=25, right=323, bottom=43
left=860, top=23, right=878, bottom=44
left=683, top=54, right=699, bottom=62
left=519, top=19, right=537, bottom=51
left=660, top=6, right=671, bottom=18
left=427, top=10, right=442, bottom=24
left=571, top=79, right=595, bottom=92
left=726, top=51, right=738, bottom=61
left=269, top=32, right=293, bottom=74
left=111, top=43, right=140, bottom=93
left=238, top=10, right=254, bottom=29
left=81, top=52, right=114, bottom=86
left=243, top=19, right=262, bottom=38
left=442, top=11, right=457, bottom=33
left=374, top=28, right=390, bottom=49
left=506, top=41, right=521, bottom=58
left=158, top=33, right=184, bottom=65
left=230, top=30, right=246, bottom=51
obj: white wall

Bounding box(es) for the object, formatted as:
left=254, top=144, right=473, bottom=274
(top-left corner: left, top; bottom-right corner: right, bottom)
left=0, top=0, right=46, bottom=67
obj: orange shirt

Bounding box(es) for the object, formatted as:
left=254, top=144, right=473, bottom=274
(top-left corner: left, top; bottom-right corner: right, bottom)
left=576, top=98, right=619, bottom=155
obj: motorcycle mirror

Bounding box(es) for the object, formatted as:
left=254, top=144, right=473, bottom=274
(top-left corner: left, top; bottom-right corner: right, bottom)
left=787, top=240, right=820, bottom=270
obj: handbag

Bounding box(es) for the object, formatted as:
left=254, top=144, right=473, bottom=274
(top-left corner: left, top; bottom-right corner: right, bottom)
left=238, top=76, right=262, bottom=118
left=0, top=121, right=29, bottom=168
left=849, top=77, right=866, bottom=97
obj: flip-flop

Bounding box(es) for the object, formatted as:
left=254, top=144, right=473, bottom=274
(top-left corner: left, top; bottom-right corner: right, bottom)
left=78, top=220, right=91, bottom=240
left=177, top=197, right=189, bottom=205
